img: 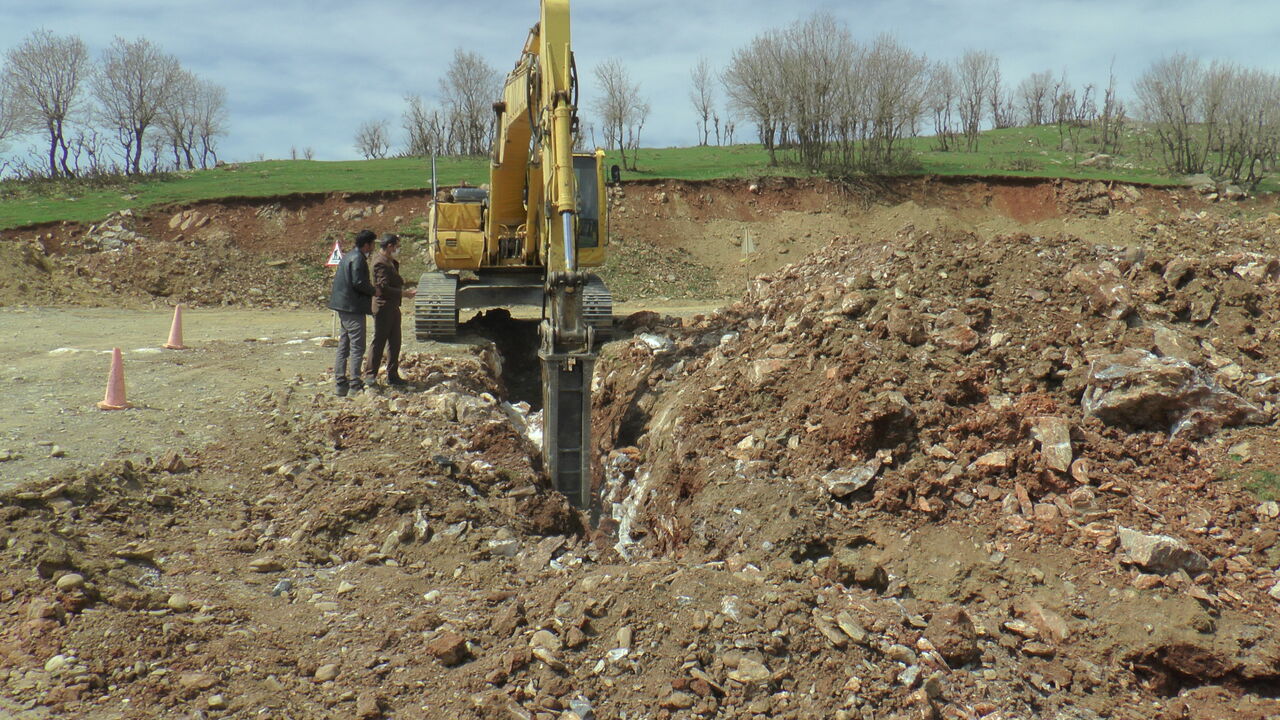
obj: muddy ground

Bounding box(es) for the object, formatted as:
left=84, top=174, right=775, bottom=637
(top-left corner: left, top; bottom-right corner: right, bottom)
left=0, top=177, right=1279, bottom=719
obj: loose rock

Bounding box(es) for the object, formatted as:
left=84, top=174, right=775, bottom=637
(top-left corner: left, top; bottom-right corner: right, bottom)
left=1083, top=349, right=1266, bottom=438
left=249, top=557, right=285, bottom=573
left=55, top=573, right=85, bottom=591
left=924, top=606, right=979, bottom=665
left=427, top=632, right=471, bottom=666
left=1118, top=526, right=1210, bottom=575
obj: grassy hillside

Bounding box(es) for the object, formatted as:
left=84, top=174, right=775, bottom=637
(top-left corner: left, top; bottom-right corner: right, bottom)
left=0, top=156, right=489, bottom=230
left=620, top=125, right=1248, bottom=188
left=0, top=125, right=1260, bottom=230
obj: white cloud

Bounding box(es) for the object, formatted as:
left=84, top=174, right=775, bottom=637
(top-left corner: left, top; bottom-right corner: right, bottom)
left=2, top=0, right=1278, bottom=163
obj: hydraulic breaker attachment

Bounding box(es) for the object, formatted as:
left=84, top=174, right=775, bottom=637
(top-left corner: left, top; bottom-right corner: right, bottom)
left=539, top=336, right=595, bottom=510
left=540, top=270, right=595, bottom=510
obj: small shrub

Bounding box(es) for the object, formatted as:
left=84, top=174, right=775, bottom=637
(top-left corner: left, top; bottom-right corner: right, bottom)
left=999, top=158, right=1041, bottom=172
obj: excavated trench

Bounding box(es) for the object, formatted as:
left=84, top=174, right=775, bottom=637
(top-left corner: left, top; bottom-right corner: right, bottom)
left=458, top=309, right=544, bottom=409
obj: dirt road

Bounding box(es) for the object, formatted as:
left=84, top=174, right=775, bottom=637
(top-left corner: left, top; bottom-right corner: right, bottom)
left=0, top=307, right=338, bottom=490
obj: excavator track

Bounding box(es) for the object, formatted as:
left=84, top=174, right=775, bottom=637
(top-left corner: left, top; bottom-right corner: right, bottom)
left=414, top=272, right=459, bottom=342
left=583, top=275, right=613, bottom=341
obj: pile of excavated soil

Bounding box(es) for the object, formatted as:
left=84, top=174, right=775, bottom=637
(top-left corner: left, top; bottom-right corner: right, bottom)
left=602, top=176, right=1199, bottom=303
left=591, top=204, right=1280, bottom=717
left=0, top=351, right=590, bottom=719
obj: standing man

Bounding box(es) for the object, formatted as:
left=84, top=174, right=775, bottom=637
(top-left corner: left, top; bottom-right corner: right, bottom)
left=364, top=233, right=416, bottom=386
left=328, top=229, right=376, bottom=396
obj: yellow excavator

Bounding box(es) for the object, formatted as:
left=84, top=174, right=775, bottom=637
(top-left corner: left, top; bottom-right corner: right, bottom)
left=415, top=0, right=609, bottom=510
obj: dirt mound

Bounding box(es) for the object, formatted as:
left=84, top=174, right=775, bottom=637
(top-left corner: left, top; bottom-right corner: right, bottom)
left=603, top=175, right=1195, bottom=304
left=0, top=351, right=593, bottom=718
left=591, top=208, right=1280, bottom=717
left=0, top=193, right=430, bottom=309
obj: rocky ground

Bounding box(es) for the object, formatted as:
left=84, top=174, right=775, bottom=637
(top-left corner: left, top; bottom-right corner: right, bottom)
left=591, top=195, right=1280, bottom=719
left=1, top=178, right=1279, bottom=718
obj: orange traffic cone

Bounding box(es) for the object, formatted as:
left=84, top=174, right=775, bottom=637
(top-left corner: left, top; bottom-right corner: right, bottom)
left=163, top=305, right=187, bottom=349
left=97, top=348, right=132, bottom=410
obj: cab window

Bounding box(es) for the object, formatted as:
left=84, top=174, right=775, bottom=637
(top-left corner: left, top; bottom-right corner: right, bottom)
left=572, top=156, right=599, bottom=248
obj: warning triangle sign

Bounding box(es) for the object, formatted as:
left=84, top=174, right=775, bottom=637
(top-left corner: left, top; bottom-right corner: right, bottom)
left=325, top=241, right=342, bottom=267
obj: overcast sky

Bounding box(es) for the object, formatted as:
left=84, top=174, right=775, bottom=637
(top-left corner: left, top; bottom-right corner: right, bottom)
left=3, top=0, right=1279, bottom=164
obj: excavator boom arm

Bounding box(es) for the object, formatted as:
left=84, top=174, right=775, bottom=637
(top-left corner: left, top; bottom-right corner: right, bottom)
left=420, top=0, right=604, bottom=513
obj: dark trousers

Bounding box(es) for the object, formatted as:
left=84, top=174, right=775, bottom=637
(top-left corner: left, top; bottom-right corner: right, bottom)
left=364, top=304, right=402, bottom=380
left=334, top=311, right=367, bottom=388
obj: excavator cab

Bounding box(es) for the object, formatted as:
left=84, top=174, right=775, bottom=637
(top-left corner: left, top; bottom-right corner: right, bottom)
left=417, top=148, right=610, bottom=345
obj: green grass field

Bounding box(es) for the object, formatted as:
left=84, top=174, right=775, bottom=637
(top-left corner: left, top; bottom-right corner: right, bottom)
left=0, top=124, right=1267, bottom=230
left=0, top=155, right=489, bottom=230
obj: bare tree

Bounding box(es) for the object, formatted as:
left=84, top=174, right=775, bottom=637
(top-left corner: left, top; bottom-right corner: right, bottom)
left=354, top=119, right=390, bottom=159
left=723, top=31, right=786, bottom=164
left=3, top=30, right=91, bottom=177
left=689, top=57, right=715, bottom=146
left=1134, top=53, right=1205, bottom=174
left=1016, top=70, right=1053, bottom=126
left=402, top=94, right=445, bottom=157
left=987, top=61, right=1017, bottom=129
left=724, top=15, right=928, bottom=172
left=94, top=36, right=183, bottom=174
left=927, top=61, right=958, bottom=150
left=1098, top=61, right=1126, bottom=154
left=0, top=77, right=17, bottom=145
left=1050, top=75, right=1078, bottom=150
left=624, top=101, right=650, bottom=162
left=192, top=79, right=227, bottom=168
left=775, top=13, right=856, bottom=172
left=591, top=58, right=648, bottom=171
left=440, top=49, right=499, bottom=156
left=158, top=68, right=200, bottom=169
left=65, top=126, right=113, bottom=175
left=574, top=120, right=594, bottom=152
left=859, top=34, right=928, bottom=167
left=1207, top=65, right=1280, bottom=188
left=1198, top=60, right=1232, bottom=172
left=143, top=130, right=165, bottom=173
left=1048, top=72, right=1070, bottom=126
left=956, top=50, right=997, bottom=151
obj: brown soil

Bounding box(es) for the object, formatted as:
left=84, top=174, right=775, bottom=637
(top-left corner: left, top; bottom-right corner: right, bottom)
left=1, top=177, right=1279, bottom=719
left=0, top=192, right=430, bottom=310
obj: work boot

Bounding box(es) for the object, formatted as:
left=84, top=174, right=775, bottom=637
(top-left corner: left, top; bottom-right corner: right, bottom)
left=387, top=374, right=407, bottom=387
left=335, top=384, right=349, bottom=398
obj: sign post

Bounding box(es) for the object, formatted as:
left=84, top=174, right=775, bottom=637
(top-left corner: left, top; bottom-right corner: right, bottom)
left=325, top=241, right=342, bottom=339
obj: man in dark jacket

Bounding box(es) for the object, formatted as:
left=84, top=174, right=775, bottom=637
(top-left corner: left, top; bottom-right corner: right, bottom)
left=328, top=229, right=376, bottom=396
left=363, top=233, right=416, bottom=386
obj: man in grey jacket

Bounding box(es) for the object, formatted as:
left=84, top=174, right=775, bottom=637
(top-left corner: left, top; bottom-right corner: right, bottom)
left=328, top=230, right=376, bottom=396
